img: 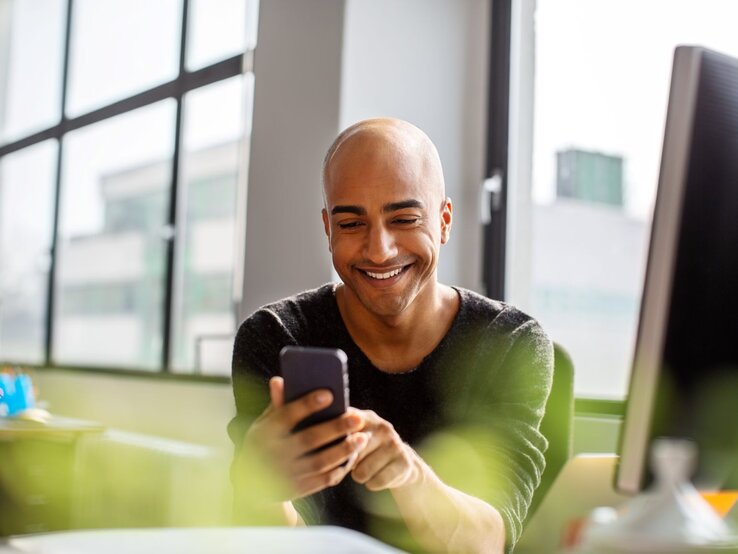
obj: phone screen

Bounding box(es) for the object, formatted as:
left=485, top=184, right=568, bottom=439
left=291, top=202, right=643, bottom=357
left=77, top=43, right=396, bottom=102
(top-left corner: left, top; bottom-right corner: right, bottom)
left=279, top=346, right=349, bottom=432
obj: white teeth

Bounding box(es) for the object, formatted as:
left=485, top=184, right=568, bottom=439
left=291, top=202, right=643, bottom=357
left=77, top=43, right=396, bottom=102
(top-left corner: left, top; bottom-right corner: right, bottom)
left=365, top=267, right=403, bottom=280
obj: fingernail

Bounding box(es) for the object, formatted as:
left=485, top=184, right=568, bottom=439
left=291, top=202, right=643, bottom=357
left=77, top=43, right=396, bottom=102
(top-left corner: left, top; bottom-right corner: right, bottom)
left=352, top=432, right=367, bottom=447
left=314, top=390, right=331, bottom=405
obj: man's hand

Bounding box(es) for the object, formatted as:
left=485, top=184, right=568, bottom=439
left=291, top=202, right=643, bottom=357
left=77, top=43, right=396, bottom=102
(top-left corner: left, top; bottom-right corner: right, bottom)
left=349, top=411, right=506, bottom=553
left=243, top=376, right=368, bottom=499
left=350, top=410, right=421, bottom=491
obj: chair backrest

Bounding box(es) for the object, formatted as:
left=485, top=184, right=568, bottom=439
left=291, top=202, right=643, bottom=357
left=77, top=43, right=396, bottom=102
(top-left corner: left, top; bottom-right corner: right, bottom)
left=526, top=341, right=575, bottom=523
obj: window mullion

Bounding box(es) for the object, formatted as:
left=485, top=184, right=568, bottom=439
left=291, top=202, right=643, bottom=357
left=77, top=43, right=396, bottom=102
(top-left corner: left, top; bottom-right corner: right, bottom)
left=45, top=0, right=75, bottom=365
left=160, top=0, right=191, bottom=372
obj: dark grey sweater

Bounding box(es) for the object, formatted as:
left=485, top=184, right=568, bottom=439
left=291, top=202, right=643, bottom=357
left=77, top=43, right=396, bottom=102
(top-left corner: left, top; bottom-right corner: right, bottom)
left=229, top=284, right=553, bottom=552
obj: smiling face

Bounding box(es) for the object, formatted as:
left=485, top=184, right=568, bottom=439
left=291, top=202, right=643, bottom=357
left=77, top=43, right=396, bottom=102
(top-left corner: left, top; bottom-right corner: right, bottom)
left=322, top=119, right=452, bottom=319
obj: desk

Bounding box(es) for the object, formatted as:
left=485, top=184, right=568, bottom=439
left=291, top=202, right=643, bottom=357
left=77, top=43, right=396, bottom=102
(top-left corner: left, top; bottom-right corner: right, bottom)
left=0, top=540, right=22, bottom=554
left=6, top=527, right=404, bottom=553
left=516, top=454, right=628, bottom=553
left=0, top=416, right=104, bottom=536
left=0, top=416, right=104, bottom=439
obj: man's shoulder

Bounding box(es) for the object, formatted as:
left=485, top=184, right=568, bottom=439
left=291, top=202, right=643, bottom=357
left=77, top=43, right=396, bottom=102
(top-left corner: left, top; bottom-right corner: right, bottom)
left=454, top=286, right=541, bottom=331
left=238, top=283, right=336, bottom=336
left=257, top=283, right=335, bottom=317
left=452, top=286, right=552, bottom=365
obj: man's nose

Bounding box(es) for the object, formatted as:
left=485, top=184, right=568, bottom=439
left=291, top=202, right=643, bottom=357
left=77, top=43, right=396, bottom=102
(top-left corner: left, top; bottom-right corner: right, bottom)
left=364, top=224, right=398, bottom=264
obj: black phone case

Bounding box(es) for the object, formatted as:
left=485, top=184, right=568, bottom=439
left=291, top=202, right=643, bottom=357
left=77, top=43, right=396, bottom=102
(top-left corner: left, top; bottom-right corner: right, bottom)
left=280, top=346, right=349, bottom=433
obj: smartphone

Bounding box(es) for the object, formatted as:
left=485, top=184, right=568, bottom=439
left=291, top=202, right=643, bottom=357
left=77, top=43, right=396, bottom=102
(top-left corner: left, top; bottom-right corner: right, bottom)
left=279, top=346, right=349, bottom=433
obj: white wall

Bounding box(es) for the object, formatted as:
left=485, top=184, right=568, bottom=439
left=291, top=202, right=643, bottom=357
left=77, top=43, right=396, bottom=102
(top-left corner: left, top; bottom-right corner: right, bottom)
left=238, top=0, right=345, bottom=319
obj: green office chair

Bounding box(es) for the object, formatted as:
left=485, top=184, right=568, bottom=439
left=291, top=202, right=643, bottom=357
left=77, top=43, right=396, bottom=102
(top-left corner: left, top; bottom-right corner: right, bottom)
left=525, top=342, right=575, bottom=524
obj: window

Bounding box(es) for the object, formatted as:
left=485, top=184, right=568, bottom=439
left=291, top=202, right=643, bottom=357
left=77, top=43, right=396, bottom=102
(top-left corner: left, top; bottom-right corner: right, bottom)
left=0, top=0, right=258, bottom=377
left=0, top=0, right=66, bottom=142
left=54, top=101, right=175, bottom=370
left=496, top=0, right=738, bottom=400
left=66, top=0, right=181, bottom=117
left=171, top=75, right=254, bottom=375
left=0, top=141, right=58, bottom=363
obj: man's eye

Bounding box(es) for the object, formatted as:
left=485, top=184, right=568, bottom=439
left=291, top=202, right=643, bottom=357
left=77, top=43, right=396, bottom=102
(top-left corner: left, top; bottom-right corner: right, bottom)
left=394, top=218, right=419, bottom=225
left=338, top=221, right=363, bottom=229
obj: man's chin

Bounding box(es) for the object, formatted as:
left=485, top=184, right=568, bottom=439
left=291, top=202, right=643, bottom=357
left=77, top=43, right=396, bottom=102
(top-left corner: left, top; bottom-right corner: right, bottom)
left=357, top=288, right=414, bottom=318
left=339, top=274, right=421, bottom=318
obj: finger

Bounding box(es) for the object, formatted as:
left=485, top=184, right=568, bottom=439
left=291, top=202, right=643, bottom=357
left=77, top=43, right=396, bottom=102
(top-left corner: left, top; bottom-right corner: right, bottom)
left=363, top=457, right=409, bottom=491
left=352, top=428, right=383, bottom=466
left=254, top=379, right=320, bottom=440
left=345, top=449, right=361, bottom=471
left=351, top=446, right=396, bottom=485
left=292, top=433, right=368, bottom=478
left=269, top=376, right=285, bottom=408
left=345, top=407, right=368, bottom=429
left=287, top=410, right=365, bottom=457
left=259, top=397, right=359, bottom=467
left=293, top=462, right=353, bottom=499
left=246, top=397, right=280, bottom=443
left=278, top=389, right=334, bottom=431
left=350, top=410, right=390, bottom=465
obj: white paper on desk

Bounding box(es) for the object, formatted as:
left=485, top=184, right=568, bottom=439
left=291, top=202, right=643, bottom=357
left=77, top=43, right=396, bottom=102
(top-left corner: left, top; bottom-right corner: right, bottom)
left=9, top=527, right=405, bottom=554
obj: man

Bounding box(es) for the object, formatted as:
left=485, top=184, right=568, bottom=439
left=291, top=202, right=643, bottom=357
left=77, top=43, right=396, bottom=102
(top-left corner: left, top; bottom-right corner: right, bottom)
left=229, top=118, right=552, bottom=553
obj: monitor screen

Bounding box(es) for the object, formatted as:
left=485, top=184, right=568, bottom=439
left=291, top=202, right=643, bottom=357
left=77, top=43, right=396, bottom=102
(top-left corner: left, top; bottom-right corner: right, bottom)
left=616, top=46, right=738, bottom=494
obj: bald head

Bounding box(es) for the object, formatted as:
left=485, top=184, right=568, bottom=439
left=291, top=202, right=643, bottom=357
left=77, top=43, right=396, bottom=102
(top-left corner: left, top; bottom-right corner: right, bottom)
left=320, top=118, right=453, bottom=317
left=322, top=118, right=446, bottom=207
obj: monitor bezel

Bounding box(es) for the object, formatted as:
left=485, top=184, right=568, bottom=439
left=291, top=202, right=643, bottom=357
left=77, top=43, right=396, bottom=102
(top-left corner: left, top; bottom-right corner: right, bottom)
left=615, top=45, right=704, bottom=495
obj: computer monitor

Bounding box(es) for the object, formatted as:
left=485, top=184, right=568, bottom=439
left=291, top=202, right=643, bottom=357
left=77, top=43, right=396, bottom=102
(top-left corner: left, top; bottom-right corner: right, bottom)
left=616, top=46, right=738, bottom=494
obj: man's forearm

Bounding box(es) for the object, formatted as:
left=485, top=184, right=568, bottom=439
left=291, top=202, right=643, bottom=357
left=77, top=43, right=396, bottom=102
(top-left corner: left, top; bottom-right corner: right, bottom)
left=390, top=452, right=505, bottom=554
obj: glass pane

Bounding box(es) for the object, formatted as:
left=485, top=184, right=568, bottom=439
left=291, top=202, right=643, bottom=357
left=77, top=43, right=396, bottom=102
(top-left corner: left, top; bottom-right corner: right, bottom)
left=53, top=100, right=175, bottom=370
left=171, top=74, right=253, bottom=374
left=0, top=141, right=57, bottom=363
left=66, top=0, right=181, bottom=117
left=0, top=0, right=65, bottom=143
left=508, top=0, right=738, bottom=399
left=186, top=0, right=258, bottom=71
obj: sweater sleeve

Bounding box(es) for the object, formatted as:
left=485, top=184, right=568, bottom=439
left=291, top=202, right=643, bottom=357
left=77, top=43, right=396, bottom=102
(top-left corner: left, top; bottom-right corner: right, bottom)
left=227, top=308, right=296, bottom=453
left=424, top=310, right=553, bottom=553
left=227, top=308, right=299, bottom=522
left=485, top=317, right=553, bottom=553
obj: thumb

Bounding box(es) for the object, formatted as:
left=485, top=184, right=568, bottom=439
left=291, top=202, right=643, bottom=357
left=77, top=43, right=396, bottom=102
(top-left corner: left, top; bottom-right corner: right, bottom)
left=269, top=376, right=285, bottom=409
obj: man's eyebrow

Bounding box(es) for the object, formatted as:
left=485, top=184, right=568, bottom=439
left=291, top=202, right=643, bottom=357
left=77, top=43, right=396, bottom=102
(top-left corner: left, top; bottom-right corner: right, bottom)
left=331, top=205, right=366, bottom=216
left=382, top=199, right=425, bottom=212
left=330, top=199, right=425, bottom=216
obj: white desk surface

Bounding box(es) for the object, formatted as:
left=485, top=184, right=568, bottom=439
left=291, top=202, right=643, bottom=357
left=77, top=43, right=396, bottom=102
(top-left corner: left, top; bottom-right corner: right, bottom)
left=5, top=527, right=405, bottom=554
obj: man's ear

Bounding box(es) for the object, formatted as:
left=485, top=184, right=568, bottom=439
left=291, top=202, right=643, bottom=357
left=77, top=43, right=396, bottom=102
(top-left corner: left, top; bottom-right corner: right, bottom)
left=321, top=208, right=332, bottom=251
left=440, top=197, right=453, bottom=244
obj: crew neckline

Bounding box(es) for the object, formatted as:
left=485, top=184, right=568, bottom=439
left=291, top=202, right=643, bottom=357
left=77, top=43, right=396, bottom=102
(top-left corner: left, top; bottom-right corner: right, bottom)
left=325, top=283, right=465, bottom=375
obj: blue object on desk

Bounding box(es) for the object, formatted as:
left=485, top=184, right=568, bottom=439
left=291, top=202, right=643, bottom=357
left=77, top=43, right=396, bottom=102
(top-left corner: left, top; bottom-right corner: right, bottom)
left=0, top=374, right=35, bottom=416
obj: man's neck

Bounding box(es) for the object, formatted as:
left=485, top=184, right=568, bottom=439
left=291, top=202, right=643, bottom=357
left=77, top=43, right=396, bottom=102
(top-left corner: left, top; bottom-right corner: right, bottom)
left=335, top=281, right=460, bottom=372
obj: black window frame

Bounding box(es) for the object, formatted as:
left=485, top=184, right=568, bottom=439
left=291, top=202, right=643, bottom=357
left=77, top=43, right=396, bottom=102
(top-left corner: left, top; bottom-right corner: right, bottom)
left=0, top=0, right=253, bottom=383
